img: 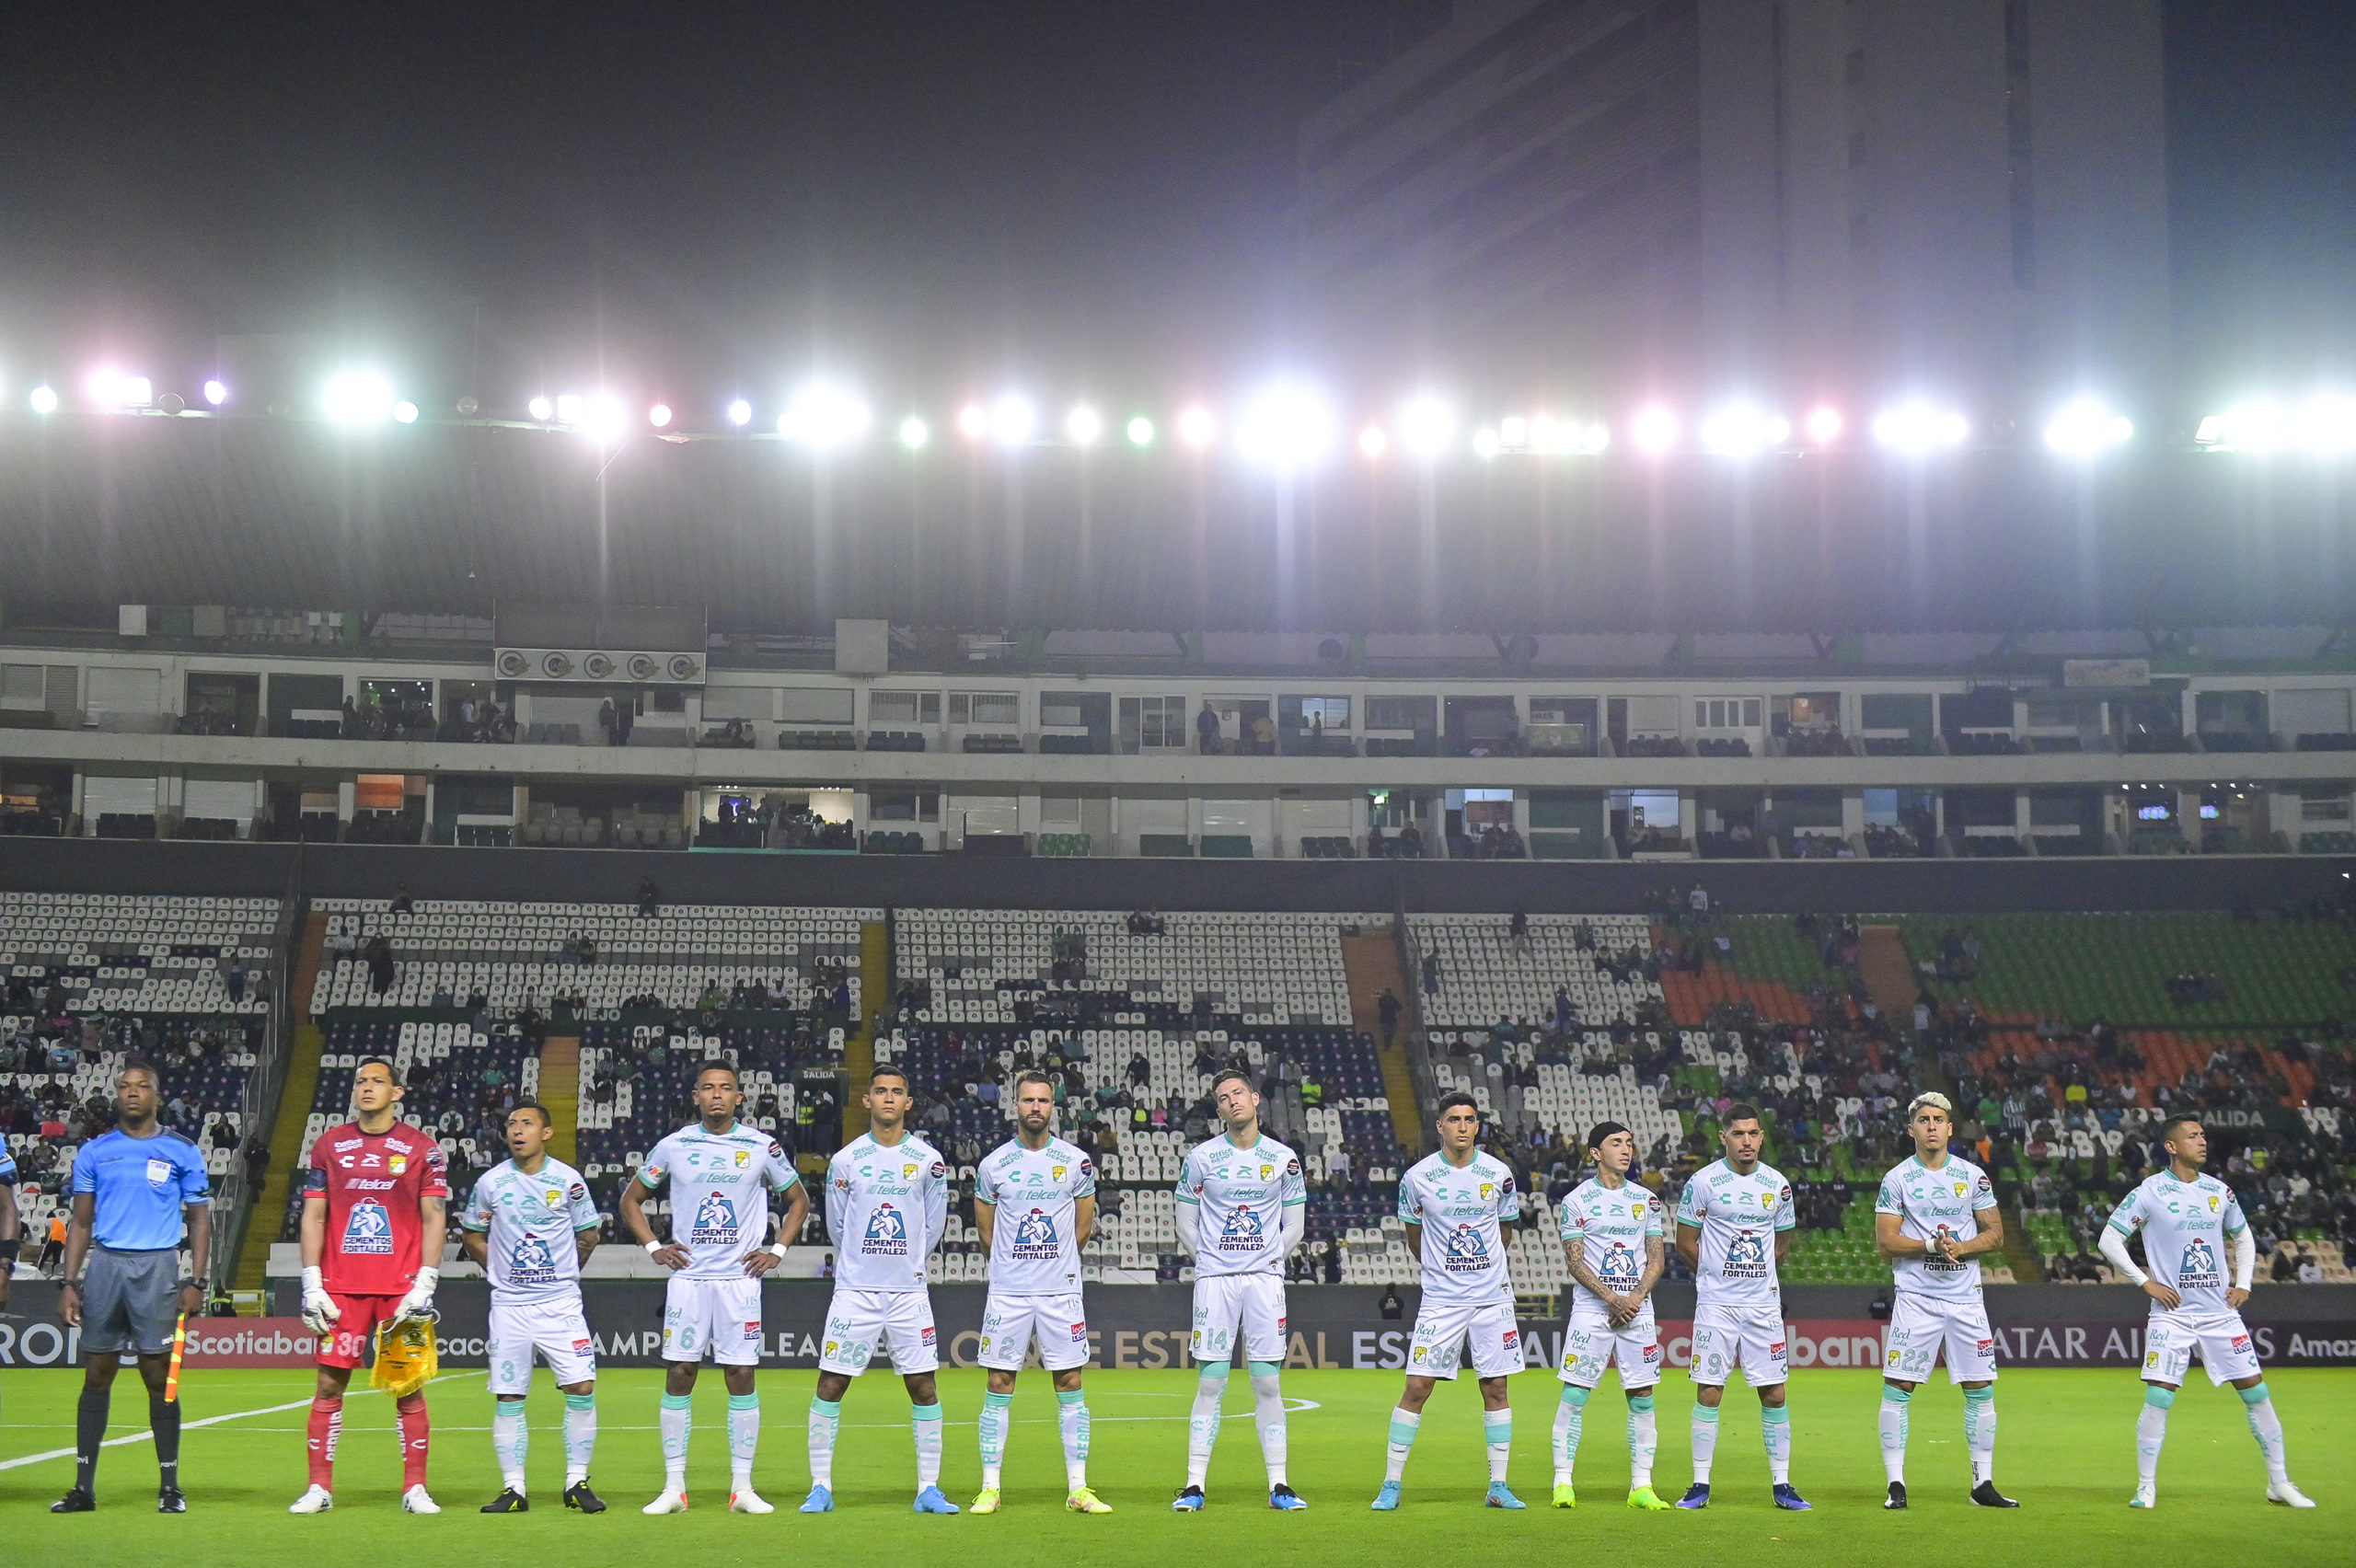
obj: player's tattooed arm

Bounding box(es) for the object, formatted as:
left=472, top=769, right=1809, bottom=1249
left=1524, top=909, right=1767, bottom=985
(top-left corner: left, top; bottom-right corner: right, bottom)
left=1773, top=1225, right=1793, bottom=1265
left=1875, top=1211, right=1932, bottom=1260
left=1955, top=1205, right=2004, bottom=1260
left=573, top=1222, right=601, bottom=1268
left=1633, top=1233, right=1665, bottom=1308
left=1560, top=1234, right=1613, bottom=1305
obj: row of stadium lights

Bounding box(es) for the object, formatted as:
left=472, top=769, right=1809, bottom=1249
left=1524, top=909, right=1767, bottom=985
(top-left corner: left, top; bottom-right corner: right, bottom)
left=23, top=366, right=2356, bottom=460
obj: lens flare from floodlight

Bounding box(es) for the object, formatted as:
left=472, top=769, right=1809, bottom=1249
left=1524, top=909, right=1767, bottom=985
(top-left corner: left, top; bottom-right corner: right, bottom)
left=1177, top=405, right=1217, bottom=449
left=1499, top=415, right=1529, bottom=451
left=1065, top=405, right=1103, bottom=445
left=1398, top=396, right=1453, bottom=458
left=1700, top=404, right=1791, bottom=455
left=29, top=385, right=58, bottom=415
left=2043, top=398, right=2132, bottom=455
left=391, top=400, right=420, bottom=425
left=554, top=393, right=584, bottom=426
left=1804, top=406, right=1843, bottom=445
left=1126, top=415, right=1155, bottom=447
left=87, top=368, right=154, bottom=409
left=899, top=415, right=930, bottom=450
left=1630, top=403, right=1678, bottom=455
left=1472, top=427, right=1501, bottom=460
left=322, top=371, right=398, bottom=425
left=2292, top=395, right=2356, bottom=453
left=1872, top=401, right=1968, bottom=452
left=956, top=403, right=989, bottom=441
left=1235, top=384, right=1337, bottom=469
left=989, top=394, right=1037, bottom=446
left=1359, top=425, right=1388, bottom=459
left=576, top=394, right=628, bottom=443
left=527, top=395, right=555, bottom=421
left=202, top=378, right=228, bottom=408
left=779, top=383, right=872, bottom=448
left=648, top=402, right=673, bottom=429
left=1576, top=421, right=1610, bottom=455
left=724, top=398, right=752, bottom=428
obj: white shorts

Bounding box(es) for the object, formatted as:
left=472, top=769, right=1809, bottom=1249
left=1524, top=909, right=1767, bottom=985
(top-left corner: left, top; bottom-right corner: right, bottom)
left=1189, top=1273, right=1287, bottom=1366
left=489, top=1293, right=598, bottom=1394
left=979, top=1291, right=1091, bottom=1372
left=1689, top=1302, right=1788, bottom=1388
left=819, top=1287, right=940, bottom=1377
left=1407, top=1297, right=1523, bottom=1380
left=2142, top=1306, right=2261, bottom=1388
left=1884, top=1293, right=1998, bottom=1384
left=662, top=1275, right=764, bottom=1366
left=1560, top=1297, right=1662, bottom=1391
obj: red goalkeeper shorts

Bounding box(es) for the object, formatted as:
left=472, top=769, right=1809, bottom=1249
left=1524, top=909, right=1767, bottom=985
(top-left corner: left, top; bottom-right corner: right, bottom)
left=317, top=1294, right=406, bottom=1369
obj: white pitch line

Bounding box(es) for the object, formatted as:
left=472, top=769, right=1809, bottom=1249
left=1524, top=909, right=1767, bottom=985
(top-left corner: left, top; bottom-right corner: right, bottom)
left=0, top=1374, right=465, bottom=1472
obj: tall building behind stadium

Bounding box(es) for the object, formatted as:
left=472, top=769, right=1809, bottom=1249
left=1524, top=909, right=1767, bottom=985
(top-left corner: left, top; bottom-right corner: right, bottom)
left=1297, top=0, right=2171, bottom=402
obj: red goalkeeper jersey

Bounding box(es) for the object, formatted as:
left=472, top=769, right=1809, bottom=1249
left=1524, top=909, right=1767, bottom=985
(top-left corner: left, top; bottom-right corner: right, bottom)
left=305, top=1120, right=450, bottom=1296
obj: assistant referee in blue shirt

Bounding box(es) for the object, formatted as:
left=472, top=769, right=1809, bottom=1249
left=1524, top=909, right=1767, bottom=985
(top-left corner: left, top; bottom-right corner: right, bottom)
left=54, top=1057, right=212, bottom=1514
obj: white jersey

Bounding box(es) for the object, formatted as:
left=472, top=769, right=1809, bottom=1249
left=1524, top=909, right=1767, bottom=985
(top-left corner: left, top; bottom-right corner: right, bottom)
left=638, top=1122, right=803, bottom=1280
left=1877, top=1152, right=1997, bottom=1303
left=826, top=1131, right=950, bottom=1293
left=2107, top=1169, right=2247, bottom=1313
left=1397, top=1150, right=1520, bottom=1306
left=974, top=1135, right=1095, bottom=1295
left=462, top=1156, right=602, bottom=1302
left=1557, top=1176, right=1664, bottom=1312
left=1177, top=1131, right=1306, bottom=1278
left=1677, top=1158, right=1794, bottom=1311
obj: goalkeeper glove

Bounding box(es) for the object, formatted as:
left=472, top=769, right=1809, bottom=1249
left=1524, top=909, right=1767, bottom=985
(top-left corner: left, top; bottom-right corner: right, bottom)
left=300, top=1266, right=341, bottom=1336
left=393, top=1265, right=439, bottom=1326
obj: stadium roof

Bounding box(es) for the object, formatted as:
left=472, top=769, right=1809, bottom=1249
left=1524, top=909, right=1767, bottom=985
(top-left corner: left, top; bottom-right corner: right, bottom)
left=2, top=416, right=2351, bottom=637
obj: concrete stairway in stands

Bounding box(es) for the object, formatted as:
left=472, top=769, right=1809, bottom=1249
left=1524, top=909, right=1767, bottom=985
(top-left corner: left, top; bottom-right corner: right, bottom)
left=1343, top=924, right=1426, bottom=1159
left=236, top=910, right=328, bottom=1292
left=1858, top=925, right=1923, bottom=1031
left=539, top=1036, right=580, bottom=1166
left=844, top=919, right=890, bottom=1144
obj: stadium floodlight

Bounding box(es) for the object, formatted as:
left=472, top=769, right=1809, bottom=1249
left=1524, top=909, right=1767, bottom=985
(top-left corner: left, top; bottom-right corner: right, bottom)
left=1699, top=403, right=1792, bottom=456
left=1126, top=415, right=1155, bottom=446
left=528, top=395, right=555, bottom=422
left=1629, top=403, right=1678, bottom=455
left=1235, top=383, right=1337, bottom=469
left=1804, top=405, right=1843, bottom=445
left=1872, top=400, right=1968, bottom=453
left=1397, top=395, right=1453, bottom=458
left=202, top=378, right=228, bottom=408
left=899, top=415, right=930, bottom=449
left=391, top=400, right=420, bottom=425
left=29, top=385, right=58, bottom=415
left=957, top=402, right=989, bottom=441
left=990, top=393, right=1037, bottom=446
left=2042, top=398, right=2132, bottom=455
left=648, top=402, right=673, bottom=429
left=1358, top=424, right=1388, bottom=459
left=1472, top=427, right=1501, bottom=459
left=1499, top=415, right=1529, bottom=450
left=577, top=393, right=629, bottom=444
left=87, top=368, right=154, bottom=409
left=1177, top=404, right=1217, bottom=449
left=725, top=398, right=753, bottom=427
left=1576, top=421, right=1610, bottom=455
left=555, top=393, right=584, bottom=425
left=321, top=370, right=399, bottom=425
left=778, top=382, right=872, bottom=448
left=1065, top=404, right=1103, bottom=445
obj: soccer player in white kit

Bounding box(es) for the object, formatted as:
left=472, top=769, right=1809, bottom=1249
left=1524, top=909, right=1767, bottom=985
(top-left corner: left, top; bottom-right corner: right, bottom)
left=803, top=1065, right=956, bottom=1516
left=619, top=1062, right=810, bottom=1516
left=1171, top=1067, right=1308, bottom=1513
left=968, top=1070, right=1111, bottom=1516
left=1873, top=1091, right=2015, bottom=1510
left=1673, top=1104, right=1808, bottom=1511
left=1552, top=1120, right=1670, bottom=1511
left=459, top=1101, right=608, bottom=1514
left=2098, top=1114, right=2314, bottom=1509
left=1370, top=1092, right=1526, bottom=1512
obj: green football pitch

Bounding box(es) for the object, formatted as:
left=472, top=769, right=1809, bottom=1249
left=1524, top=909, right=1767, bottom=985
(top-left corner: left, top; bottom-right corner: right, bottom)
left=1, top=1366, right=2346, bottom=1566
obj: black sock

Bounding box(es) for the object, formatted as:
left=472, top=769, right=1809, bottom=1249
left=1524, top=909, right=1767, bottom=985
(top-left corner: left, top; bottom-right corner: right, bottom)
left=75, top=1384, right=110, bottom=1494
left=150, top=1390, right=181, bottom=1489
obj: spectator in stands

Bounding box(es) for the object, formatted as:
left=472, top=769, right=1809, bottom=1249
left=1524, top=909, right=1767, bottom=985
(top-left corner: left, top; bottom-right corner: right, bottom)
left=1398, top=821, right=1424, bottom=859
left=1196, top=703, right=1220, bottom=755
left=637, top=878, right=661, bottom=917
left=1508, top=910, right=1530, bottom=951
left=388, top=882, right=414, bottom=915
left=1377, top=989, right=1402, bottom=1047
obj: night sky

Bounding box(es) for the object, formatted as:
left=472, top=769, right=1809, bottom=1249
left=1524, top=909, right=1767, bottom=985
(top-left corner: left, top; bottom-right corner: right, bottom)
left=0, top=1, right=2348, bottom=413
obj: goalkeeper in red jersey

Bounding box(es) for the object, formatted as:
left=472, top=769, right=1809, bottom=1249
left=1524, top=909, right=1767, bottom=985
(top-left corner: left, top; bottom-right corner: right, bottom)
left=290, top=1057, right=450, bottom=1514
